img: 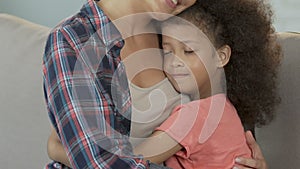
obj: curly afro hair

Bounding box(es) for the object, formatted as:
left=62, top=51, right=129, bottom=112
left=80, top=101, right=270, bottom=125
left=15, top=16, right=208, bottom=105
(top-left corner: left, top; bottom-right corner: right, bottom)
left=176, top=0, right=282, bottom=128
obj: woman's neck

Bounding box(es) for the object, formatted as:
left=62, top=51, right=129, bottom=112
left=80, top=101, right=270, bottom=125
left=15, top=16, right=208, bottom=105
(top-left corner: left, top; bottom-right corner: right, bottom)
left=97, top=0, right=154, bottom=38
left=121, top=33, right=165, bottom=88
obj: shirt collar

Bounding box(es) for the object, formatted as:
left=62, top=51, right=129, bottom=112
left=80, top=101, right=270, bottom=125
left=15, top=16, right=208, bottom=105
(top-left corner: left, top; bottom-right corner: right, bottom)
left=81, top=0, right=124, bottom=49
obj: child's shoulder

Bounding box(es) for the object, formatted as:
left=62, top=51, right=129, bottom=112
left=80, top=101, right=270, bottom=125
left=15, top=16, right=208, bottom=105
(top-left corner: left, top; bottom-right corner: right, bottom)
left=183, top=93, right=230, bottom=108
left=172, top=94, right=233, bottom=118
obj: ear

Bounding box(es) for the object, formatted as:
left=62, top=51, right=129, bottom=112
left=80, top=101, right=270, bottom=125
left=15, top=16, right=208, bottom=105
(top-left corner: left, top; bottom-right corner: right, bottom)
left=216, top=45, right=231, bottom=67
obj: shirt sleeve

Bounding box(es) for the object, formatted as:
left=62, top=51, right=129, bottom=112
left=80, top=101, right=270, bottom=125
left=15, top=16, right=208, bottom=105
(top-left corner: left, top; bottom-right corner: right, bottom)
left=43, top=28, right=146, bottom=169
left=155, top=102, right=205, bottom=158
left=156, top=95, right=229, bottom=159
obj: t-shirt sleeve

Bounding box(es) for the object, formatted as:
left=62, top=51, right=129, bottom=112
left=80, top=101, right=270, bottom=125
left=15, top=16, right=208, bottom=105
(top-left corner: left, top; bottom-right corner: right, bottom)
left=155, top=102, right=207, bottom=158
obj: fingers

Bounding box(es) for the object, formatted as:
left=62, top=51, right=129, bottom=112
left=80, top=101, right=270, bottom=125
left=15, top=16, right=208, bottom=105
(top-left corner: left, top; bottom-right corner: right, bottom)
left=233, top=166, right=253, bottom=169
left=235, top=157, right=261, bottom=168
left=245, top=131, right=263, bottom=159
left=233, top=166, right=254, bottom=169
left=234, top=131, right=269, bottom=169
left=234, top=156, right=268, bottom=169
left=233, top=159, right=267, bottom=169
left=245, top=130, right=256, bottom=145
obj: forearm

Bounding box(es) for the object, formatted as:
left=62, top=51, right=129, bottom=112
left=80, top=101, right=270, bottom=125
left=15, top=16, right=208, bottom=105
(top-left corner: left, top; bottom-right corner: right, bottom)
left=47, top=129, right=179, bottom=168
left=47, top=127, right=71, bottom=168
left=133, top=131, right=182, bottom=164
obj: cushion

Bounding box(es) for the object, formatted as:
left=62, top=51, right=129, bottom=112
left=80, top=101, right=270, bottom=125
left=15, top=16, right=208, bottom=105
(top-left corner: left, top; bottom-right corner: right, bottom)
left=256, top=32, right=300, bottom=169
left=0, top=13, right=51, bottom=168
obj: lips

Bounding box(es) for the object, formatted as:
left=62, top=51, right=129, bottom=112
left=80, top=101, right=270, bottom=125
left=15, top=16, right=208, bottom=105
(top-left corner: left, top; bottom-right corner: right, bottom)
left=170, top=73, right=189, bottom=78
left=171, top=0, right=178, bottom=5
left=165, top=0, right=178, bottom=9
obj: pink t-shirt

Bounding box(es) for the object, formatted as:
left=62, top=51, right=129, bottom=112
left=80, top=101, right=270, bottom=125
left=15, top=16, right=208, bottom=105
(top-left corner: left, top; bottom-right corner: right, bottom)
left=156, top=94, right=251, bottom=169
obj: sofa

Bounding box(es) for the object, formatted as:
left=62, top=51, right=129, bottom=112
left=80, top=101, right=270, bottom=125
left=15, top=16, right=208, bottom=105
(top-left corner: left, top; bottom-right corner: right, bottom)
left=0, top=13, right=299, bottom=169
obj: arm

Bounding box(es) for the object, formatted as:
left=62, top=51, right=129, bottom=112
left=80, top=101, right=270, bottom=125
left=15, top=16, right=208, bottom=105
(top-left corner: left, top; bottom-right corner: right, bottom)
left=47, top=126, right=71, bottom=168
left=43, top=29, right=145, bottom=169
left=133, top=131, right=182, bottom=164
left=47, top=124, right=181, bottom=167
left=133, top=102, right=200, bottom=164
left=234, top=131, right=268, bottom=169
left=47, top=127, right=182, bottom=166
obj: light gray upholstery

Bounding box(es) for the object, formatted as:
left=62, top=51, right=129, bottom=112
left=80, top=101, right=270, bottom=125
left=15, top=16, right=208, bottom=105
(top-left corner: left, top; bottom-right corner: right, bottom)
left=0, top=14, right=51, bottom=168
left=256, top=32, right=300, bottom=169
left=0, top=13, right=299, bottom=169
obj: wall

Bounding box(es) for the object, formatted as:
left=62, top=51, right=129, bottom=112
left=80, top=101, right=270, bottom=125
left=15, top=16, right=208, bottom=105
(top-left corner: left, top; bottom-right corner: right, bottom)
left=0, top=0, right=299, bottom=32
left=0, top=0, right=84, bottom=27
left=270, top=0, right=300, bottom=32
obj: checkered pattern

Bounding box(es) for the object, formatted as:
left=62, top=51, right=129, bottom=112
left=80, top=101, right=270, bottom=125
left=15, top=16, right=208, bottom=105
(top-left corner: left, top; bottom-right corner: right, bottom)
left=43, top=0, right=146, bottom=168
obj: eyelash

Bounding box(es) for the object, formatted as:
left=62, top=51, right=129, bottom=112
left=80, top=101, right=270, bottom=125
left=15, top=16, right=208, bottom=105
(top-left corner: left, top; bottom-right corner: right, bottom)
left=163, top=51, right=172, bottom=55
left=163, top=50, right=195, bottom=55
left=184, top=50, right=194, bottom=54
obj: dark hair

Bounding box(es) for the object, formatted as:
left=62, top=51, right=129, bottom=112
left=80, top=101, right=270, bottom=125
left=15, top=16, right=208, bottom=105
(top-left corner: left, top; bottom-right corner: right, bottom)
left=175, top=0, right=282, bottom=128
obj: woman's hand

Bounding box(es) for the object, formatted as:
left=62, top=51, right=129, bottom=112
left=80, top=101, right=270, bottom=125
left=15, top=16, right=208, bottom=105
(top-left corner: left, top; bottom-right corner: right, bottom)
left=233, top=131, right=268, bottom=169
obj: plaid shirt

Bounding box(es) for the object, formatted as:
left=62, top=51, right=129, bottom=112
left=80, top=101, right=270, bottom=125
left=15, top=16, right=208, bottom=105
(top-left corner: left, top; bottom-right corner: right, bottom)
left=43, top=0, right=146, bottom=168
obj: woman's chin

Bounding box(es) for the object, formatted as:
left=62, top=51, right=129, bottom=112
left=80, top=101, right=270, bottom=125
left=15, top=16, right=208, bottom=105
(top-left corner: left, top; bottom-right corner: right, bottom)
left=150, top=12, right=174, bottom=21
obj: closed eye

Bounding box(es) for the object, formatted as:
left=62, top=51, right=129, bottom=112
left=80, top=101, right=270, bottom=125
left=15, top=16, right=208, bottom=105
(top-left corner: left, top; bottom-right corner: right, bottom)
left=163, top=51, right=172, bottom=56
left=184, top=50, right=194, bottom=54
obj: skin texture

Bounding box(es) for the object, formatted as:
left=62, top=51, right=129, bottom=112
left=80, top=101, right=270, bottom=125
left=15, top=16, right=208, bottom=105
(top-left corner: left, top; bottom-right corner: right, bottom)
left=161, top=25, right=230, bottom=100
left=48, top=126, right=72, bottom=167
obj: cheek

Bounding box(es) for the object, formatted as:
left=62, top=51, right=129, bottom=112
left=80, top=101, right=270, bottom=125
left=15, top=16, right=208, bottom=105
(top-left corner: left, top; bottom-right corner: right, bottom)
left=166, top=73, right=180, bottom=91
left=163, top=62, right=168, bottom=72
left=163, top=57, right=171, bottom=71
left=190, top=61, right=209, bottom=83
left=151, top=13, right=173, bottom=21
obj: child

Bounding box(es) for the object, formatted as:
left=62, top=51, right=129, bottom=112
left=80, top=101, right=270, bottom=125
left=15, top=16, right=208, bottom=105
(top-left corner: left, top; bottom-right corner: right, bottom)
left=133, top=0, right=282, bottom=168
left=46, top=0, right=278, bottom=168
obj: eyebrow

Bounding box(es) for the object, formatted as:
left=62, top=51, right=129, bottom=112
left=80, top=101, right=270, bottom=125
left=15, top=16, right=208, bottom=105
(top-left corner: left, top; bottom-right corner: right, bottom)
left=162, top=40, right=199, bottom=45
left=181, top=40, right=199, bottom=44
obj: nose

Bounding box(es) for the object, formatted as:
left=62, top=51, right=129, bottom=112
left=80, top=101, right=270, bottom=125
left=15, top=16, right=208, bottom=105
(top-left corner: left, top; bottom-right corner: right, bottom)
left=170, top=54, right=184, bottom=67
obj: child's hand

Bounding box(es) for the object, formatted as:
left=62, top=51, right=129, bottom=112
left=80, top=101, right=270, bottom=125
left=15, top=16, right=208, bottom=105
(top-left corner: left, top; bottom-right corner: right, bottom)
left=233, top=131, right=268, bottom=169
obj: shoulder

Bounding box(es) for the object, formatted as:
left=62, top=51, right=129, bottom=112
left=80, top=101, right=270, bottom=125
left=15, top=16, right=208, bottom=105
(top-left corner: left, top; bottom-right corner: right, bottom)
left=177, top=94, right=229, bottom=113
left=50, top=13, right=93, bottom=44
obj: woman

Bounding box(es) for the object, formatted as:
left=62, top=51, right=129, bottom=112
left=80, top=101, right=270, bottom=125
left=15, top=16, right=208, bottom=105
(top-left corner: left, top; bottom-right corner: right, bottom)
left=43, top=0, right=197, bottom=168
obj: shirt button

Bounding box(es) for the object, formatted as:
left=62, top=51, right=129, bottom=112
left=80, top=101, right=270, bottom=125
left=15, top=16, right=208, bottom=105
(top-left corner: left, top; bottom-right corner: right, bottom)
left=116, top=41, right=123, bottom=47
left=53, top=162, right=61, bottom=169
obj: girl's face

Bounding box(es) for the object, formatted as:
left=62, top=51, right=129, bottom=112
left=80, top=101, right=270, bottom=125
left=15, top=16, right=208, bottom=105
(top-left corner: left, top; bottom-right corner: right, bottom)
left=147, top=0, right=197, bottom=20
left=162, top=24, right=218, bottom=99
